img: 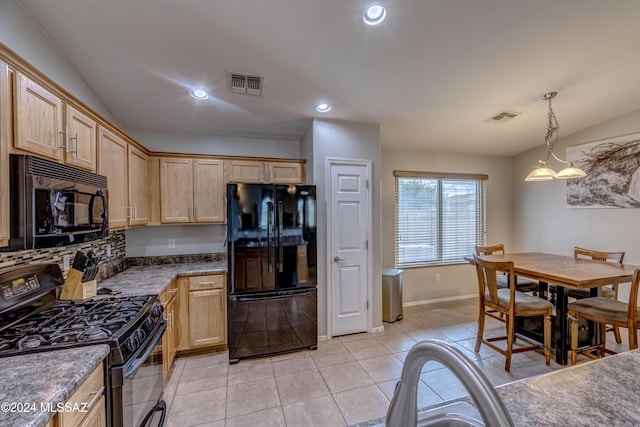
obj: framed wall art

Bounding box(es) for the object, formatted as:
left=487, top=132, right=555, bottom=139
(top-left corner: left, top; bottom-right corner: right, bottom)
left=566, top=132, right=640, bottom=208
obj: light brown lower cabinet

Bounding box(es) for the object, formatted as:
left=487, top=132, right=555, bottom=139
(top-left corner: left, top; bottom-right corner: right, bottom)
left=170, top=274, right=227, bottom=358
left=187, top=275, right=226, bottom=348
left=161, top=280, right=179, bottom=379
left=56, top=362, right=105, bottom=427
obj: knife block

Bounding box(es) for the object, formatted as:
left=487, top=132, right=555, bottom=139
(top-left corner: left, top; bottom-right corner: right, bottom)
left=60, top=268, right=97, bottom=301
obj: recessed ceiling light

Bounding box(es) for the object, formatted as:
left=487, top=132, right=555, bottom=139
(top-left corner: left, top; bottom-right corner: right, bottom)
left=315, top=103, right=332, bottom=113
left=363, top=5, right=386, bottom=25
left=190, top=89, right=209, bottom=100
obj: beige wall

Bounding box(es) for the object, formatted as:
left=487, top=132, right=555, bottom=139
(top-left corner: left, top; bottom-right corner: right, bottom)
left=306, top=119, right=382, bottom=336
left=512, top=108, right=640, bottom=266
left=0, top=0, right=116, bottom=123
left=382, top=149, right=513, bottom=303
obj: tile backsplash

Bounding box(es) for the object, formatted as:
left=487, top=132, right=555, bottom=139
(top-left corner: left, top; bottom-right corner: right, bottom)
left=0, top=231, right=126, bottom=276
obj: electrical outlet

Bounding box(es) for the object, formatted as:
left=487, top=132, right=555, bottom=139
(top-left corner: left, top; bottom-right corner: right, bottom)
left=435, top=273, right=441, bottom=282
left=106, top=244, right=112, bottom=257
left=168, top=239, right=176, bottom=248
left=63, top=254, right=70, bottom=271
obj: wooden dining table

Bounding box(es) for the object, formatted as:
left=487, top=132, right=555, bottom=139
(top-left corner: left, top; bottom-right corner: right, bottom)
left=473, top=252, right=638, bottom=365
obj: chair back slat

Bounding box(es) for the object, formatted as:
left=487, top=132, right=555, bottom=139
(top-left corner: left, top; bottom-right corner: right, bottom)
left=475, top=244, right=505, bottom=256
left=574, top=247, right=625, bottom=264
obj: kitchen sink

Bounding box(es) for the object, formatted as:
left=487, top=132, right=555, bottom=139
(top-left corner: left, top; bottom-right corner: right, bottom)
left=383, top=340, right=514, bottom=427
left=415, top=402, right=484, bottom=427
left=373, top=401, right=483, bottom=427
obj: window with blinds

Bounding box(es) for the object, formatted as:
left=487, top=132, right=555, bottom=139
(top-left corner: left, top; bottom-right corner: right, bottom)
left=394, top=171, right=487, bottom=268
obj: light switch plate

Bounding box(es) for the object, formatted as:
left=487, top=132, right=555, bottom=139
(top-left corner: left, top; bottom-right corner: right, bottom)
left=106, top=244, right=112, bottom=257
left=168, top=239, right=176, bottom=248
left=63, top=254, right=70, bottom=271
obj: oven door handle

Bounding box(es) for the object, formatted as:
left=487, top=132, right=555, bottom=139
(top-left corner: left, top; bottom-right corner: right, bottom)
left=140, top=398, right=166, bottom=427
left=123, top=321, right=166, bottom=379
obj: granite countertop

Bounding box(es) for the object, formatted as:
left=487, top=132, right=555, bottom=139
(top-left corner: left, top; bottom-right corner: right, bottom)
left=358, top=349, right=640, bottom=427
left=0, top=345, right=110, bottom=427
left=96, top=261, right=227, bottom=296
left=496, top=349, right=640, bottom=426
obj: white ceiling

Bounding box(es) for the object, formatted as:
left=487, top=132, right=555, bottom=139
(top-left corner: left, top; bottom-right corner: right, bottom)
left=18, top=0, right=640, bottom=156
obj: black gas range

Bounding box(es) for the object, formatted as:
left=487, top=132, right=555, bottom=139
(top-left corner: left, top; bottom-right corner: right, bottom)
left=0, top=294, right=163, bottom=365
left=0, top=263, right=166, bottom=427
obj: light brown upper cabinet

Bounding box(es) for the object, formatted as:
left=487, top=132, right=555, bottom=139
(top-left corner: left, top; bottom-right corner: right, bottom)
left=64, top=104, right=97, bottom=171
left=97, top=126, right=128, bottom=229
left=14, top=72, right=64, bottom=160
left=14, top=73, right=97, bottom=171
left=193, top=159, right=225, bottom=222
left=225, top=159, right=265, bottom=183
left=127, top=144, right=148, bottom=226
left=267, top=161, right=304, bottom=184
left=160, top=157, right=193, bottom=223
left=225, top=159, right=305, bottom=184
left=160, top=157, right=224, bottom=224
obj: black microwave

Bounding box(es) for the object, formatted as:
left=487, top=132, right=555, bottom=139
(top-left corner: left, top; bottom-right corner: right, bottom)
left=3, top=155, right=109, bottom=251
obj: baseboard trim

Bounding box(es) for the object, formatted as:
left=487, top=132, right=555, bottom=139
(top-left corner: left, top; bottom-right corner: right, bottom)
left=318, top=335, right=328, bottom=342
left=370, top=326, right=384, bottom=333
left=403, top=293, right=476, bottom=307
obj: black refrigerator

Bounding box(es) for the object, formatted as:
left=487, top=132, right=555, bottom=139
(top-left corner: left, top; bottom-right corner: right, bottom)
left=227, top=183, right=317, bottom=363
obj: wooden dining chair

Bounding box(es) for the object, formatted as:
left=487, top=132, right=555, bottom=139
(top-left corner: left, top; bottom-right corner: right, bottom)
left=568, top=268, right=640, bottom=364
left=473, top=255, right=553, bottom=372
left=475, top=244, right=539, bottom=294
left=570, top=247, right=625, bottom=343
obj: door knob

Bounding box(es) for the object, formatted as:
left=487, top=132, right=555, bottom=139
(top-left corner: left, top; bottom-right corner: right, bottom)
left=334, top=256, right=345, bottom=263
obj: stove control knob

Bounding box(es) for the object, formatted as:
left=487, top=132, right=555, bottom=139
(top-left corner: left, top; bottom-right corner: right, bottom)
left=145, top=317, right=154, bottom=330
left=127, top=336, right=138, bottom=352
left=138, top=328, right=147, bottom=343
left=152, top=305, right=164, bottom=320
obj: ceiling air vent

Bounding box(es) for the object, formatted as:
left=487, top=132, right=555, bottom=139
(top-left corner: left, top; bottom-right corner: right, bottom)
left=483, top=110, right=521, bottom=124
left=230, top=73, right=264, bottom=96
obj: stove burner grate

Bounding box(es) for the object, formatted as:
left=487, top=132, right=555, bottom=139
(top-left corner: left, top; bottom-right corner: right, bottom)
left=18, top=334, right=45, bottom=349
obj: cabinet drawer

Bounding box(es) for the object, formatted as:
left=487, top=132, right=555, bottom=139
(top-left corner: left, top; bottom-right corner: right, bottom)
left=57, top=363, right=104, bottom=427
left=188, top=274, right=224, bottom=290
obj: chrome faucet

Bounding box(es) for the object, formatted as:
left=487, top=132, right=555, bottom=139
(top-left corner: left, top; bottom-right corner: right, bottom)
left=385, top=340, right=514, bottom=427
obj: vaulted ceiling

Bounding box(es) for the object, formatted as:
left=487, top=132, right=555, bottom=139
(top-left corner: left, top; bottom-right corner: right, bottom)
left=19, top=0, right=640, bottom=156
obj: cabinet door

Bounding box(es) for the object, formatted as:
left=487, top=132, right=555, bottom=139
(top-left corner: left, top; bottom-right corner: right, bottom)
left=193, top=159, right=225, bottom=223
left=14, top=73, right=64, bottom=160
left=225, top=160, right=265, bottom=183
left=97, top=126, right=128, bottom=229
left=58, top=363, right=104, bottom=427
left=162, top=295, right=178, bottom=377
left=65, top=104, right=97, bottom=171
left=267, top=161, right=304, bottom=184
left=0, top=61, right=10, bottom=245
left=127, top=144, right=148, bottom=226
left=188, top=288, right=226, bottom=347
left=77, top=395, right=106, bottom=427
left=160, top=157, right=193, bottom=223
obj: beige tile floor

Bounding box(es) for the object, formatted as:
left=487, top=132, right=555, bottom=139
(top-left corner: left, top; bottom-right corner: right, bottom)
left=163, top=297, right=631, bottom=427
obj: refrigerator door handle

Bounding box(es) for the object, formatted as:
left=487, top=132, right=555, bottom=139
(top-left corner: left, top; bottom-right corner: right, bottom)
left=278, top=201, right=284, bottom=273
left=267, top=202, right=274, bottom=273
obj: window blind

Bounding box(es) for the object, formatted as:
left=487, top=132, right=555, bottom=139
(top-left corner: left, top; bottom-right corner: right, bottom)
left=394, top=172, right=487, bottom=268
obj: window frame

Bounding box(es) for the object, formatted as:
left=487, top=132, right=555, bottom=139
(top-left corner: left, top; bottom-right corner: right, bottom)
left=393, top=170, right=488, bottom=268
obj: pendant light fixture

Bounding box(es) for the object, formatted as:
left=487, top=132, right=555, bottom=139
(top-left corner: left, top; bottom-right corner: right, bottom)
left=525, top=92, right=587, bottom=182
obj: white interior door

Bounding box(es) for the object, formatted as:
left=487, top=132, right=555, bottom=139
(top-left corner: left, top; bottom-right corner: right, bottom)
left=329, top=161, right=369, bottom=336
